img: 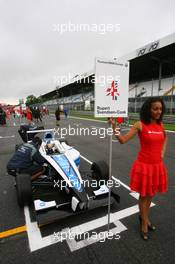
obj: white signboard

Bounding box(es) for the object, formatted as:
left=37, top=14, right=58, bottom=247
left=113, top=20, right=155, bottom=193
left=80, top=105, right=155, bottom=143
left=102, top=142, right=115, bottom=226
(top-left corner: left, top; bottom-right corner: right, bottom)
left=94, top=58, right=129, bottom=117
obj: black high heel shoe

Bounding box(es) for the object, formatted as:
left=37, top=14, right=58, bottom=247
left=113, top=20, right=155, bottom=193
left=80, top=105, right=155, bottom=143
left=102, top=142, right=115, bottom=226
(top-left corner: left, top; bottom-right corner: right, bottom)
left=140, top=229, right=149, bottom=240
left=148, top=222, right=156, bottom=231
left=139, top=215, right=156, bottom=231
left=138, top=216, right=149, bottom=240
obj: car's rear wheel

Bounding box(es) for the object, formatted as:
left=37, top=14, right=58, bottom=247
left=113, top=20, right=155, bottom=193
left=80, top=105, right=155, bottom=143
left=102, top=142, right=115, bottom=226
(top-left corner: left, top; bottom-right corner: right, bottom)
left=91, top=160, right=109, bottom=185
left=16, top=173, right=32, bottom=207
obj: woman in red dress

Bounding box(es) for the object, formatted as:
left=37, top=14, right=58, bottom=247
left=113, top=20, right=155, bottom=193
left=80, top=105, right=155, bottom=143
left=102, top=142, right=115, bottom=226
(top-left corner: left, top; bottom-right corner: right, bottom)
left=110, top=97, right=168, bottom=240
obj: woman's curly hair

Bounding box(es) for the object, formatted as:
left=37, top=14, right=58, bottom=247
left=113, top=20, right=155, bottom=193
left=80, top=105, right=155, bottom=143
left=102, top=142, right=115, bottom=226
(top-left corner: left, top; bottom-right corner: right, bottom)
left=140, top=97, right=165, bottom=124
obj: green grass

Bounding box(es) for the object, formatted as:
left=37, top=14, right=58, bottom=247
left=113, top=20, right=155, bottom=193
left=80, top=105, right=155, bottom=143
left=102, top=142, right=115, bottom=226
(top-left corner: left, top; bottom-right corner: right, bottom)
left=69, top=111, right=175, bottom=131
left=69, top=111, right=107, bottom=121
left=161, top=124, right=175, bottom=131
left=127, top=119, right=175, bottom=131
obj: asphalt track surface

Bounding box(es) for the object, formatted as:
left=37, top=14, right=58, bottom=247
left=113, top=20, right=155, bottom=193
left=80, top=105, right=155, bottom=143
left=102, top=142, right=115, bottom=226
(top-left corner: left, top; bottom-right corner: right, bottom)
left=0, top=115, right=175, bottom=264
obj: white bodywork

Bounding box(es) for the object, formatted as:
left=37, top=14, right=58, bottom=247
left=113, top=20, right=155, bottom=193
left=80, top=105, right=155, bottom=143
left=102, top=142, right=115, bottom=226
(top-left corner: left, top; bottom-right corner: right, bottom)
left=39, top=139, right=82, bottom=188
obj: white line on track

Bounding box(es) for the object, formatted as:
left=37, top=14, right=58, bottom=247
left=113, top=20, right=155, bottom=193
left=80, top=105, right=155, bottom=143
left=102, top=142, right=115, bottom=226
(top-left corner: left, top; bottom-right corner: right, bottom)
left=80, top=154, right=92, bottom=165
left=66, top=220, right=127, bottom=251
left=112, top=139, right=119, bottom=143
left=0, top=135, right=15, bottom=139
left=70, top=116, right=106, bottom=123
left=24, top=206, right=58, bottom=252
left=24, top=153, right=155, bottom=252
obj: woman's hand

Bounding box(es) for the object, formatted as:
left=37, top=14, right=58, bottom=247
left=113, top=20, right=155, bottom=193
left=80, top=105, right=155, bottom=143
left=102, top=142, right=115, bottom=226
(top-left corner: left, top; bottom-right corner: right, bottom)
left=108, top=117, right=120, bottom=136
left=109, top=120, right=140, bottom=144
left=108, top=117, right=116, bottom=128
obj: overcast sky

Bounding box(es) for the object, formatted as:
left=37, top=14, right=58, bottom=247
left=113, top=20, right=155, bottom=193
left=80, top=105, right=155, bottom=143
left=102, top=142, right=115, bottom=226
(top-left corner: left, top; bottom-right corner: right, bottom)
left=0, top=0, right=175, bottom=104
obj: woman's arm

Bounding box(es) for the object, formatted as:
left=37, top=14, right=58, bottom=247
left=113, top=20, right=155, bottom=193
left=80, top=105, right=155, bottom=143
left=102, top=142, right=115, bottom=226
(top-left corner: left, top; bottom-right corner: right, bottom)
left=161, top=131, right=168, bottom=159
left=111, top=119, right=141, bottom=144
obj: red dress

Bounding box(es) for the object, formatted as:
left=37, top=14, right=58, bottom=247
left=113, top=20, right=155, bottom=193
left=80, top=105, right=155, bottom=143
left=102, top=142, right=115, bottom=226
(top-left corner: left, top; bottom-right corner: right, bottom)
left=130, top=122, right=168, bottom=197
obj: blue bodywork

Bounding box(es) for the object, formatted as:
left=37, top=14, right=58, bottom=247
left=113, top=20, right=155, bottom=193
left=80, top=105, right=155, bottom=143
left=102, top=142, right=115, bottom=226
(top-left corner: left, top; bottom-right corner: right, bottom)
left=52, top=154, right=83, bottom=192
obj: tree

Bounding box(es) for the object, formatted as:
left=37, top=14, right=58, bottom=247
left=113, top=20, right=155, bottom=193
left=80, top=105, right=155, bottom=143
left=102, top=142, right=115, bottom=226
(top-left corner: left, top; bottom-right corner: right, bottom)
left=25, top=95, right=41, bottom=106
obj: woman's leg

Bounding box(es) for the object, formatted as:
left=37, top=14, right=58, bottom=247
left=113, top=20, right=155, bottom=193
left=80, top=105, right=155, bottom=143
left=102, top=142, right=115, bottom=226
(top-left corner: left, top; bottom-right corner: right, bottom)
left=146, top=196, right=156, bottom=229
left=139, top=195, right=148, bottom=233
left=146, top=196, right=152, bottom=222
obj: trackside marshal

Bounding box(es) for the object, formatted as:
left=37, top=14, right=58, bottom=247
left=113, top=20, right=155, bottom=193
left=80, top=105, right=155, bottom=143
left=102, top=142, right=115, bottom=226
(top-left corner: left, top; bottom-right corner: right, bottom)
left=94, top=57, right=129, bottom=117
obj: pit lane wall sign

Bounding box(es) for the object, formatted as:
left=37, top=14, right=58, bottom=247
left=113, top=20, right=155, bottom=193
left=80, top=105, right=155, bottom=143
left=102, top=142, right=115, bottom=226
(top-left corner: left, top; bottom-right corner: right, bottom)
left=94, top=57, right=129, bottom=117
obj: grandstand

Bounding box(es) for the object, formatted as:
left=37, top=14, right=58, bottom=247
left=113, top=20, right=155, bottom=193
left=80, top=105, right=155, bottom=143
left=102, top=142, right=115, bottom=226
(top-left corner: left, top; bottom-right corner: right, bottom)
left=40, top=32, right=175, bottom=114
left=129, top=77, right=175, bottom=98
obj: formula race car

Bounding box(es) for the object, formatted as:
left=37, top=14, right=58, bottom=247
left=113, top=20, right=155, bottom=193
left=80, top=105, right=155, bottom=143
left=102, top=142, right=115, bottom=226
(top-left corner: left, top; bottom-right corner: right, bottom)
left=8, top=125, right=120, bottom=225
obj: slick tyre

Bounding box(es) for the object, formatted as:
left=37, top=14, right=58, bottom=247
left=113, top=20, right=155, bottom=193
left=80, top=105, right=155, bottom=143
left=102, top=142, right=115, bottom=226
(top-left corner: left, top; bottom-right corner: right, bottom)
left=91, top=160, right=109, bottom=185
left=16, top=173, right=32, bottom=207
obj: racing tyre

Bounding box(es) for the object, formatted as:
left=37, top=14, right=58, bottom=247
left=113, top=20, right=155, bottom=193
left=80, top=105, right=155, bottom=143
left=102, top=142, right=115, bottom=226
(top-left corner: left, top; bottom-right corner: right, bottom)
left=91, top=160, right=109, bottom=183
left=16, top=173, right=32, bottom=207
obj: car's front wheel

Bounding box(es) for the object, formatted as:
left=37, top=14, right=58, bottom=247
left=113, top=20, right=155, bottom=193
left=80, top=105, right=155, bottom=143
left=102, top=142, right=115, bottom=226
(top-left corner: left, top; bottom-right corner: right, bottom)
left=16, top=173, right=32, bottom=207
left=91, top=160, right=109, bottom=185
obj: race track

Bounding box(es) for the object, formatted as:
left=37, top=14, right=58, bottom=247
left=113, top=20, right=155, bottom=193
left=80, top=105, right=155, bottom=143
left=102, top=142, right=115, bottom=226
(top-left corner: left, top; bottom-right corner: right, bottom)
left=0, top=115, right=175, bottom=264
